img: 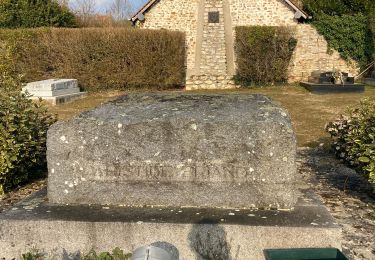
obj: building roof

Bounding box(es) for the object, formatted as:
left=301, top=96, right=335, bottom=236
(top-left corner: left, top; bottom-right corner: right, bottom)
left=130, top=0, right=310, bottom=23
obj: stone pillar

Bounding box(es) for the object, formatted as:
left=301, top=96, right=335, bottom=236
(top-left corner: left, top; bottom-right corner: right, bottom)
left=200, top=0, right=227, bottom=75
left=187, top=0, right=236, bottom=90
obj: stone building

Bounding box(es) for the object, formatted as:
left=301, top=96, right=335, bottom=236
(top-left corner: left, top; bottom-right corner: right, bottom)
left=131, top=0, right=357, bottom=90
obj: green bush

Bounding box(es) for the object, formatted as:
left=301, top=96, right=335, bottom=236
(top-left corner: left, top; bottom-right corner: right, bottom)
left=0, top=0, right=77, bottom=28
left=302, top=0, right=374, bottom=16
left=312, top=13, right=373, bottom=67
left=301, top=0, right=375, bottom=68
left=0, top=27, right=186, bottom=91
left=370, top=7, right=375, bottom=62
left=83, top=248, right=131, bottom=260
left=234, top=26, right=297, bottom=85
left=22, top=248, right=131, bottom=260
left=22, top=251, right=43, bottom=260
left=0, top=74, right=56, bottom=194
left=326, top=99, right=375, bottom=187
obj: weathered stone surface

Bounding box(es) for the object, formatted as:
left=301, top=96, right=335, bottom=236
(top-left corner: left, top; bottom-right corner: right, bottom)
left=23, top=79, right=80, bottom=97
left=47, top=93, right=297, bottom=208
left=0, top=188, right=341, bottom=259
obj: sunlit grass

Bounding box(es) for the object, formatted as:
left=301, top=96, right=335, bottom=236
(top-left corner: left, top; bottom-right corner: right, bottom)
left=47, top=85, right=375, bottom=147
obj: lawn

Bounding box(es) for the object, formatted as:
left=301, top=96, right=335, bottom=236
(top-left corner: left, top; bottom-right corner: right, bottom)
left=47, top=85, right=375, bottom=147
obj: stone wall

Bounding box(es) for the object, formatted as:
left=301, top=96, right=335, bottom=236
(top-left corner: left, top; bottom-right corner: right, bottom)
left=200, top=0, right=227, bottom=75
left=139, top=0, right=358, bottom=89
left=139, top=0, right=200, bottom=76
left=187, top=0, right=236, bottom=90
left=229, top=0, right=296, bottom=26
left=288, top=24, right=358, bottom=82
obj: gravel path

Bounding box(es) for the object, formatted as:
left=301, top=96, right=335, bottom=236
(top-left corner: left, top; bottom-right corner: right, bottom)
left=0, top=179, right=47, bottom=214
left=298, top=148, right=375, bottom=260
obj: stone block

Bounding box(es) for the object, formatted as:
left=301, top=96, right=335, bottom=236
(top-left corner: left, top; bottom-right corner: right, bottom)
left=23, top=79, right=80, bottom=97
left=47, top=93, right=297, bottom=209
left=28, top=92, right=88, bottom=105
left=22, top=79, right=87, bottom=105
left=0, top=188, right=341, bottom=259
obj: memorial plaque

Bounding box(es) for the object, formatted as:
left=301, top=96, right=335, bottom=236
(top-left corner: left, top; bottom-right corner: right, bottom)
left=208, top=11, right=219, bottom=23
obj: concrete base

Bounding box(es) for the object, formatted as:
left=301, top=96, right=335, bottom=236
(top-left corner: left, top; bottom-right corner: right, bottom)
left=301, top=82, right=365, bottom=94
left=0, top=188, right=341, bottom=259
left=29, top=92, right=87, bottom=105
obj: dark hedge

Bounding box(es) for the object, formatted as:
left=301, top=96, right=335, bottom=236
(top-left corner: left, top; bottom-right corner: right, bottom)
left=234, top=26, right=297, bottom=85
left=0, top=28, right=186, bottom=91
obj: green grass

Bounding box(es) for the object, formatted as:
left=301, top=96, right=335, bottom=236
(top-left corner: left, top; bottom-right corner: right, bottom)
left=47, top=85, right=375, bottom=147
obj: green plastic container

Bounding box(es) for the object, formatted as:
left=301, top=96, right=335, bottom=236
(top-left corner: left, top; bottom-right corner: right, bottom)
left=264, top=248, right=348, bottom=260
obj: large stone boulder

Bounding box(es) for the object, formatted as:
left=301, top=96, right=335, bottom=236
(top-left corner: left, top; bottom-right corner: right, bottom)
left=47, top=93, right=298, bottom=209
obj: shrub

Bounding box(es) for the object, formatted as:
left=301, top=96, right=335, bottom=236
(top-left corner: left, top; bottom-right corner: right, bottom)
left=22, top=251, right=43, bottom=260
left=0, top=27, right=186, bottom=91
left=311, top=13, right=373, bottom=68
left=0, top=0, right=77, bottom=28
left=83, top=248, right=131, bottom=260
left=0, top=74, right=56, bottom=194
left=302, top=0, right=374, bottom=16
left=370, top=7, right=375, bottom=62
left=301, top=0, right=375, bottom=68
left=234, top=26, right=297, bottom=85
left=22, top=248, right=131, bottom=260
left=326, top=99, right=375, bottom=187
left=75, top=14, right=132, bottom=28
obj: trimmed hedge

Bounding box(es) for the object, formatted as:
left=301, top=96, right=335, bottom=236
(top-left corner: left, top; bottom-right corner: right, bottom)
left=0, top=28, right=186, bottom=91
left=326, top=99, right=375, bottom=188
left=0, top=75, right=56, bottom=194
left=234, top=26, right=297, bottom=85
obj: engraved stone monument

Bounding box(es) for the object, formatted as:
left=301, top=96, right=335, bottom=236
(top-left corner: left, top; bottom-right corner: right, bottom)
left=0, top=93, right=342, bottom=259
left=47, top=93, right=297, bottom=209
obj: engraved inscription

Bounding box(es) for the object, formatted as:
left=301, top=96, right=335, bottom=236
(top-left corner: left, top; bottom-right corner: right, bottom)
left=70, top=161, right=262, bottom=183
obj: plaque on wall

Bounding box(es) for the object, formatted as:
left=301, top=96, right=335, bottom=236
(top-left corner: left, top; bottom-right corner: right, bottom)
left=208, top=11, right=219, bottom=23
